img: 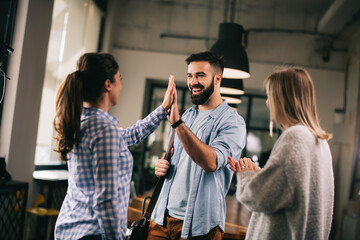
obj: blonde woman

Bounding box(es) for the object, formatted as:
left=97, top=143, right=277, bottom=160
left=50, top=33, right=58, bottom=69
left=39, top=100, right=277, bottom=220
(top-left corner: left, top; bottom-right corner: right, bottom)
left=228, top=67, right=334, bottom=240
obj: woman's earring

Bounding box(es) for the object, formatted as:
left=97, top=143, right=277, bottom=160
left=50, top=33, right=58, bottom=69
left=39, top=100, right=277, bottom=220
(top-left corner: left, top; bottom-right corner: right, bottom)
left=269, top=121, right=273, bottom=137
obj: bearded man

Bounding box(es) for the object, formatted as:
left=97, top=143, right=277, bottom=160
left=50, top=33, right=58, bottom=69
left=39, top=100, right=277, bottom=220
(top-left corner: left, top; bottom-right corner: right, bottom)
left=147, top=51, right=247, bottom=240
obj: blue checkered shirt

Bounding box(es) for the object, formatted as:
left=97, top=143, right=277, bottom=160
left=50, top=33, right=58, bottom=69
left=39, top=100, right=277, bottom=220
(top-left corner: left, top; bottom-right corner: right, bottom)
left=55, top=106, right=166, bottom=240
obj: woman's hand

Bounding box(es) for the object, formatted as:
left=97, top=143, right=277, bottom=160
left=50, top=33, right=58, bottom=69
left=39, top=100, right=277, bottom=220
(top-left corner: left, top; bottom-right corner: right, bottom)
left=155, top=158, right=170, bottom=177
left=228, top=156, right=261, bottom=173
left=161, top=75, right=176, bottom=111
left=169, top=84, right=181, bottom=125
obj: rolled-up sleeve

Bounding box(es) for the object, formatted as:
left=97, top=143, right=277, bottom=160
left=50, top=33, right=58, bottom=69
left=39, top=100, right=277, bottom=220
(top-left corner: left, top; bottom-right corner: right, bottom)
left=210, top=115, right=246, bottom=170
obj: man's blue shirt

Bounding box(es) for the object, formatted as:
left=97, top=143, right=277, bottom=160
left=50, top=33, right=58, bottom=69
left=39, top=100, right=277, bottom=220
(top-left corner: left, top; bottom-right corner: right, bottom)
left=151, top=100, right=246, bottom=239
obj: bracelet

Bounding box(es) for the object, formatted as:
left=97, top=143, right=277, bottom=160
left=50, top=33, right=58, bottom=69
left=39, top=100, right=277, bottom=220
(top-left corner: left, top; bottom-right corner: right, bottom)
left=171, top=119, right=183, bottom=128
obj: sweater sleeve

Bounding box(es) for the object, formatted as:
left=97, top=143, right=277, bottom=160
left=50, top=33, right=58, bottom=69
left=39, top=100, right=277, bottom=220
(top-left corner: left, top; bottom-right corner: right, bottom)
left=235, top=127, right=309, bottom=213
left=236, top=162, right=293, bottom=213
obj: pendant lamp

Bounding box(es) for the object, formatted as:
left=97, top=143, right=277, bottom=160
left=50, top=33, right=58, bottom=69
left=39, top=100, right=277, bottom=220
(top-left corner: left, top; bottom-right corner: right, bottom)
left=211, top=22, right=250, bottom=79
left=221, top=93, right=242, bottom=104
left=220, top=77, right=245, bottom=95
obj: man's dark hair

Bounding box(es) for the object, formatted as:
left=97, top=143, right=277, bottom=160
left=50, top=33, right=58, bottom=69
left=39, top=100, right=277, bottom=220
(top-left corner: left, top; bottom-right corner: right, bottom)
left=185, top=51, right=224, bottom=74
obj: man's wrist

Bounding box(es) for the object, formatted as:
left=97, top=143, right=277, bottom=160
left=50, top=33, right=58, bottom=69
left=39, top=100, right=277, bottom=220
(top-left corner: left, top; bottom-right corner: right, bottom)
left=171, top=119, right=183, bottom=128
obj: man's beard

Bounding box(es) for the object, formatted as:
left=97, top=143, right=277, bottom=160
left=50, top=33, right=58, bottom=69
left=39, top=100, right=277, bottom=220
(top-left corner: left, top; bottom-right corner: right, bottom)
left=190, top=78, right=215, bottom=105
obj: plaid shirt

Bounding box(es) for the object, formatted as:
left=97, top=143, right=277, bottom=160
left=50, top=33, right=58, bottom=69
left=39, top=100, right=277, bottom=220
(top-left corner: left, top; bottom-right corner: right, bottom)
left=55, top=106, right=166, bottom=240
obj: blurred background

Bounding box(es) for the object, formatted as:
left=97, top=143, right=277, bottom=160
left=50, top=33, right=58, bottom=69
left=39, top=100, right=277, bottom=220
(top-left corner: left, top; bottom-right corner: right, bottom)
left=0, top=0, right=359, bottom=239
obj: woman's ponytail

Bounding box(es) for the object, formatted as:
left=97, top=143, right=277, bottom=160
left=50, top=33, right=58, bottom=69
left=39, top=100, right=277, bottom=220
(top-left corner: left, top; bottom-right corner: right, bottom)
left=54, top=71, right=84, bottom=160
left=54, top=53, right=119, bottom=160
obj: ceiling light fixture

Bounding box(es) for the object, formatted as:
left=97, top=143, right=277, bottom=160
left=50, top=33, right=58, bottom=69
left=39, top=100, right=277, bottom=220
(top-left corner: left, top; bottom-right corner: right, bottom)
left=210, top=0, right=250, bottom=79
left=221, top=93, right=242, bottom=104
left=220, top=77, right=245, bottom=95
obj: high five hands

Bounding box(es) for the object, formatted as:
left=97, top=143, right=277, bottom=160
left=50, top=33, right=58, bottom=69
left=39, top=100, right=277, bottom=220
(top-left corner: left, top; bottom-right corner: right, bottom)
left=156, top=75, right=179, bottom=177
left=228, top=156, right=261, bottom=173
left=161, top=75, right=176, bottom=111
left=160, top=74, right=181, bottom=125
left=168, top=77, right=181, bottom=125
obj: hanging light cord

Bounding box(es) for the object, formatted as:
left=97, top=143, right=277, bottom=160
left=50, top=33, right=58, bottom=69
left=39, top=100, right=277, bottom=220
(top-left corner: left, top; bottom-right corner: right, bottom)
left=223, top=0, right=229, bottom=22
left=224, top=0, right=238, bottom=23
left=230, top=0, right=237, bottom=23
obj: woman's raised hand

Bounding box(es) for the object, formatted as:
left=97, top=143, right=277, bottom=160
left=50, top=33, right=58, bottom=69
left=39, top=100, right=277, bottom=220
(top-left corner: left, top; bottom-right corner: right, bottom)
left=169, top=84, right=180, bottom=125
left=161, top=75, right=176, bottom=111
left=228, top=156, right=261, bottom=173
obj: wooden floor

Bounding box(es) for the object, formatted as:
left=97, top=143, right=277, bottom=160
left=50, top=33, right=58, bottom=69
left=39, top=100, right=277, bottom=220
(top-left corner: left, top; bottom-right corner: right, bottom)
left=128, top=192, right=251, bottom=240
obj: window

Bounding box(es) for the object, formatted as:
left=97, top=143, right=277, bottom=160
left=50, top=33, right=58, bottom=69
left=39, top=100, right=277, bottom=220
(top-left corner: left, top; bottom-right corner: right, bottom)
left=35, top=0, right=104, bottom=167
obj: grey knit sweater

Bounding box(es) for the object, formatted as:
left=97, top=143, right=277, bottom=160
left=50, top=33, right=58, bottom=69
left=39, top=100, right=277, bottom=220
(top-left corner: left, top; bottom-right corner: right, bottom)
left=236, top=124, right=334, bottom=240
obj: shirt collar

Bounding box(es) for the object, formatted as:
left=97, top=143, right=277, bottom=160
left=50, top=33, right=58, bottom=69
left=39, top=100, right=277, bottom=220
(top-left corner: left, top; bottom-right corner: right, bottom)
left=188, top=100, right=228, bottom=119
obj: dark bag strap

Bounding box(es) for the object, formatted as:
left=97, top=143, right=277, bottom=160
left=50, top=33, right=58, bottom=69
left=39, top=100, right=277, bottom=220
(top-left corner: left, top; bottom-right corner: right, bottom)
left=143, top=129, right=176, bottom=219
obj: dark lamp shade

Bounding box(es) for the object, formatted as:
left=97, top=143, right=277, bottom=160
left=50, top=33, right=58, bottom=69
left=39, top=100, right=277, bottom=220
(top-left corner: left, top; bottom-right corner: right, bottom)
left=228, top=103, right=238, bottom=108
left=220, top=78, right=245, bottom=95
left=221, top=93, right=242, bottom=104
left=210, top=23, right=250, bottom=79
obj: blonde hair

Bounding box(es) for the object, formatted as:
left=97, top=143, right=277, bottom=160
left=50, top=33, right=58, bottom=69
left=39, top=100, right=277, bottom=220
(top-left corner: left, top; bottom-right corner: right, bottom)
left=265, top=66, right=332, bottom=140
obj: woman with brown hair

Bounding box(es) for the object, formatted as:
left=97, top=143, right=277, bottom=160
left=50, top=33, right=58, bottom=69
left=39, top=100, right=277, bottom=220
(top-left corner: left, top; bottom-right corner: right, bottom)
left=53, top=53, right=175, bottom=240
left=228, top=67, right=334, bottom=240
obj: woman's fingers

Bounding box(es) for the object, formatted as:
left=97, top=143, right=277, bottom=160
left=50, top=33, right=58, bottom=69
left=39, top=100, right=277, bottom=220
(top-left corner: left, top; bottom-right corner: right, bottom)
left=230, top=157, right=259, bottom=173
left=240, top=158, right=245, bottom=168
left=228, top=156, right=261, bottom=173
left=227, top=156, right=235, bottom=165
left=227, top=157, right=237, bottom=168
left=251, top=162, right=258, bottom=171
left=167, top=75, right=174, bottom=89
left=228, top=156, right=242, bottom=173
left=170, top=88, right=180, bottom=124
left=234, top=161, right=241, bottom=172
left=161, top=75, right=176, bottom=111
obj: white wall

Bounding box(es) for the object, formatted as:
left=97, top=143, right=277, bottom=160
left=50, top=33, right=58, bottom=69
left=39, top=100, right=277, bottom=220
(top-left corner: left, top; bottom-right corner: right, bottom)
left=109, top=49, right=188, bottom=127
